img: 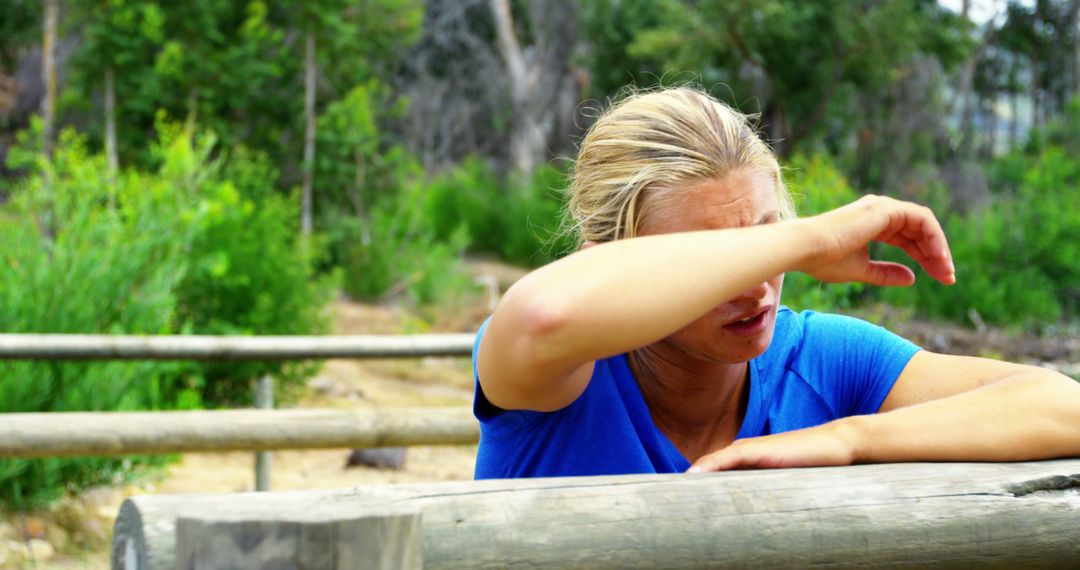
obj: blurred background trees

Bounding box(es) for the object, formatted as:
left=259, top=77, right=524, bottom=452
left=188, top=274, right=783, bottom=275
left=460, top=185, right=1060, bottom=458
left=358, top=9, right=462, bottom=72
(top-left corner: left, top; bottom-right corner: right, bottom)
left=0, top=0, right=1078, bottom=506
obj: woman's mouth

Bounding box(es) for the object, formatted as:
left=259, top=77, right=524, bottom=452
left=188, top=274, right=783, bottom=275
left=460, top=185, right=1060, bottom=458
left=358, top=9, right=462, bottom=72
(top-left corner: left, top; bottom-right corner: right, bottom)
left=722, top=309, right=769, bottom=336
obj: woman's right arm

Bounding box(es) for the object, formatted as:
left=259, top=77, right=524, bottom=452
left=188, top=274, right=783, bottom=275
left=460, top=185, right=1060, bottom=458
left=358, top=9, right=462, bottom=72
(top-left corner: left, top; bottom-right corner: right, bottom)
left=476, top=195, right=956, bottom=412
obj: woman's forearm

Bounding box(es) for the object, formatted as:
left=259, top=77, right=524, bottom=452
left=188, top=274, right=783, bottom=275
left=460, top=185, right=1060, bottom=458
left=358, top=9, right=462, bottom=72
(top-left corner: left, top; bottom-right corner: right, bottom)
left=847, top=371, right=1080, bottom=463
left=688, top=369, right=1080, bottom=472
left=496, top=220, right=813, bottom=364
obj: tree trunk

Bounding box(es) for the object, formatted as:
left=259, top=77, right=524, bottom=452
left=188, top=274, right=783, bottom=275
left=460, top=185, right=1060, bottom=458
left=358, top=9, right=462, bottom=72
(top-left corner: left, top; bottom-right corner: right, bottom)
left=351, top=150, right=371, bottom=247
left=1073, top=0, right=1080, bottom=99
left=185, top=86, right=198, bottom=130
left=301, top=27, right=316, bottom=237
left=955, top=21, right=995, bottom=157
left=984, top=95, right=998, bottom=158
left=104, top=66, right=118, bottom=180
left=1010, top=57, right=1020, bottom=148
left=487, top=0, right=576, bottom=176
left=489, top=0, right=535, bottom=175
left=1059, top=0, right=1079, bottom=105
left=1031, top=52, right=1041, bottom=134
left=41, top=0, right=58, bottom=160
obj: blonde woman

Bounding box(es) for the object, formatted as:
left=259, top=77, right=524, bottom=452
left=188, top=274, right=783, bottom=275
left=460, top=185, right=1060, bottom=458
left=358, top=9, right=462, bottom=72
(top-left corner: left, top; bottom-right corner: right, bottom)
left=472, top=87, right=1080, bottom=478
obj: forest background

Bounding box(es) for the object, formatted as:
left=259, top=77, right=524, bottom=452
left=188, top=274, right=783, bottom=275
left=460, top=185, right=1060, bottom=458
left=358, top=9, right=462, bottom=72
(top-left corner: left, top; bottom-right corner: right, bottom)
left=0, top=0, right=1078, bottom=510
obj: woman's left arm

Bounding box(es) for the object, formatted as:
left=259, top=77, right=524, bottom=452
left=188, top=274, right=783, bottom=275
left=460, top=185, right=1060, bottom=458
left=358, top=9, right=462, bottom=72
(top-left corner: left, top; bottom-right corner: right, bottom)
left=689, top=352, right=1080, bottom=472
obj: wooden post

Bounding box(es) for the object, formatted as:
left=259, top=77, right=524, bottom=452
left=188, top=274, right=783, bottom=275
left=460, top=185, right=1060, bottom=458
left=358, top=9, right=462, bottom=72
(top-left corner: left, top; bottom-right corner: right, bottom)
left=114, top=460, right=1080, bottom=570
left=254, top=376, right=273, bottom=492
left=174, top=509, right=421, bottom=570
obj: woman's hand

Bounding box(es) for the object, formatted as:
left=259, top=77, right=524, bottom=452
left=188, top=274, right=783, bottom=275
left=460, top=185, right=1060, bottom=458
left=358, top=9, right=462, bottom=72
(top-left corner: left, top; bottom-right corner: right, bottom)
left=795, top=195, right=956, bottom=288
left=687, top=421, right=861, bottom=473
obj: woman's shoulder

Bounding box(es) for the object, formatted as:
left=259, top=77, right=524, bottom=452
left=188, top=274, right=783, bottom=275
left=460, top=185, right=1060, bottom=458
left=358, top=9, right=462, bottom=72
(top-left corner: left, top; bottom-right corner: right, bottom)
left=774, top=306, right=903, bottom=342
left=768, top=307, right=919, bottom=367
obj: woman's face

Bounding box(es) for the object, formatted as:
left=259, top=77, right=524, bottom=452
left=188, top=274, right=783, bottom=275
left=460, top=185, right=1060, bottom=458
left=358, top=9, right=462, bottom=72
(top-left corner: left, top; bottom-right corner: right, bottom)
left=637, top=169, right=783, bottom=364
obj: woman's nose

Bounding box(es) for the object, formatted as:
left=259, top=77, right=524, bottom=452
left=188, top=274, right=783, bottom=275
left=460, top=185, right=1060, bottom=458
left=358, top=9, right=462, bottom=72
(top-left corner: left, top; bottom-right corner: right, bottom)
left=737, top=281, right=769, bottom=301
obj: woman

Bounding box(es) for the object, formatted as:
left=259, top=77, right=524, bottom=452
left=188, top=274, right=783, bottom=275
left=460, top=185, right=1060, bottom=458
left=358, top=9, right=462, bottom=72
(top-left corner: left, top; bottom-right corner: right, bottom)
left=472, top=87, right=1080, bottom=478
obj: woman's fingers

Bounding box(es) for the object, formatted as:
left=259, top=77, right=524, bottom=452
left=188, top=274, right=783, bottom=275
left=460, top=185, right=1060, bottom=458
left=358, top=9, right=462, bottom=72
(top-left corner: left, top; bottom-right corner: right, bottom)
left=878, top=206, right=955, bottom=285
left=886, top=234, right=956, bottom=285
left=862, top=260, right=917, bottom=287
left=687, top=423, right=859, bottom=473
left=687, top=446, right=777, bottom=473
left=805, top=196, right=956, bottom=287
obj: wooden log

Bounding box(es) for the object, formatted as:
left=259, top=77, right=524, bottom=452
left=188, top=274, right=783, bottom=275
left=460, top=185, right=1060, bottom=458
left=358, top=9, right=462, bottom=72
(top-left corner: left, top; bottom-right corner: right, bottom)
left=174, top=509, right=422, bottom=570
left=0, top=333, right=474, bottom=360
left=113, top=459, right=1080, bottom=570
left=0, top=407, right=478, bottom=458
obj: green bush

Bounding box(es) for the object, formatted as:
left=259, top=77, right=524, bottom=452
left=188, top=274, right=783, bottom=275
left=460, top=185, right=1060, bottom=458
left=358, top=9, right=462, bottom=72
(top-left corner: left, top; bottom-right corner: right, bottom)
left=341, top=176, right=473, bottom=309
left=422, top=157, right=572, bottom=267
left=422, top=156, right=505, bottom=255
left=0, top=128, right=198, bottom=509
left=0, top=124, right=330, bottom=508
left=499, top=165, right=576, bottom=266
left=339, top=156, right=570, bottom=311
left=174, top=160, right=333, bottom=407
left=779, top=150, right=1077, bottom=330
left=881, top=146, right=1079, bottom=328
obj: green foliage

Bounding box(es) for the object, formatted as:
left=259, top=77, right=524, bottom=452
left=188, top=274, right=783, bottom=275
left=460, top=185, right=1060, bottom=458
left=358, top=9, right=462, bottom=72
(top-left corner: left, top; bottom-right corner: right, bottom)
left=422, top=157, right=573, bottom=267
left=313, top=80, right=412, bottom=223
left=309, top=77, right=485, bottom=313
left=0, top=0, right=40, bottom=71
left=782, top=154, right=865, bottom=312
left=422, top=156, right=504, bottom=255
left=340, top=176, right=472, bottom=309
left=174, top=145, right=333, bottom=407
left=579, top=0, right=665, bottom=96
left=58, top=0, right=423, bottom=182
left=881, top=146, right=1080, bottom=328
left=337, top=154, right=571, bottom=311
left=0, top=123, right=329, bottom=508
left=778, top=148, right=1079, bottom=329
left=597, top=0, right=971, bottom=155
left=0, top=128, right=197, bottom=509
left=499, top=165, right=576, bottom=266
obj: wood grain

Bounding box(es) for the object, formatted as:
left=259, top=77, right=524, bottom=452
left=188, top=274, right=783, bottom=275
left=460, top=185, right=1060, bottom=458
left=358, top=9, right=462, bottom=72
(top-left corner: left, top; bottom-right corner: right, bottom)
left=113, top=459, right=1080, bottom=569
left=174, top=509, right=421, bottom=570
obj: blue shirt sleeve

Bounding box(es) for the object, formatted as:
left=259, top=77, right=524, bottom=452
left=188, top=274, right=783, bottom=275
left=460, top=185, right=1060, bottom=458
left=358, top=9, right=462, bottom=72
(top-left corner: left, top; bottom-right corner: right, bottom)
left=795, top=311, right=921, bottom=417
left=471, top=317, right=545, bottom=437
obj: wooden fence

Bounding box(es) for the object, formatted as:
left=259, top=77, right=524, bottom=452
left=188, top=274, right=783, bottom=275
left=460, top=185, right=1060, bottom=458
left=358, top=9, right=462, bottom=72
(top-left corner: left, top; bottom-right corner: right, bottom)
left=113, top=459, right=1080, bottom=569
left=0, top=333, right=474, bottom=360
left=0, top=333, right=478, bottom=489
left=0, top=407, right=478, bottom=458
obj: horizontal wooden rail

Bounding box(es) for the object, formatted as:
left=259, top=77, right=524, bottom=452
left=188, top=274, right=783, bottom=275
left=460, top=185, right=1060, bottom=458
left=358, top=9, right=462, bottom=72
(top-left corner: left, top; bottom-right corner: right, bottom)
left=113, top=459, right=1080, bottom=569
left=0, top=333, right=475, bottom=360
left=0, top=407, right=478, bottom=458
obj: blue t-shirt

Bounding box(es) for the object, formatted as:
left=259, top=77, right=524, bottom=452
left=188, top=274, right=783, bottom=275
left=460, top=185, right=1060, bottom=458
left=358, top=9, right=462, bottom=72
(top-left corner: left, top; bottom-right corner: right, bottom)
left=472, top=307, right=920, bottom=479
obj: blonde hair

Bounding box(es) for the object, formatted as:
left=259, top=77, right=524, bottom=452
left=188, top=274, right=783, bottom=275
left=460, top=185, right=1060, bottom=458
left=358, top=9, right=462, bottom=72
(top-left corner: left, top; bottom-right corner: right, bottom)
left=566, top=86, right=795, bottom=244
